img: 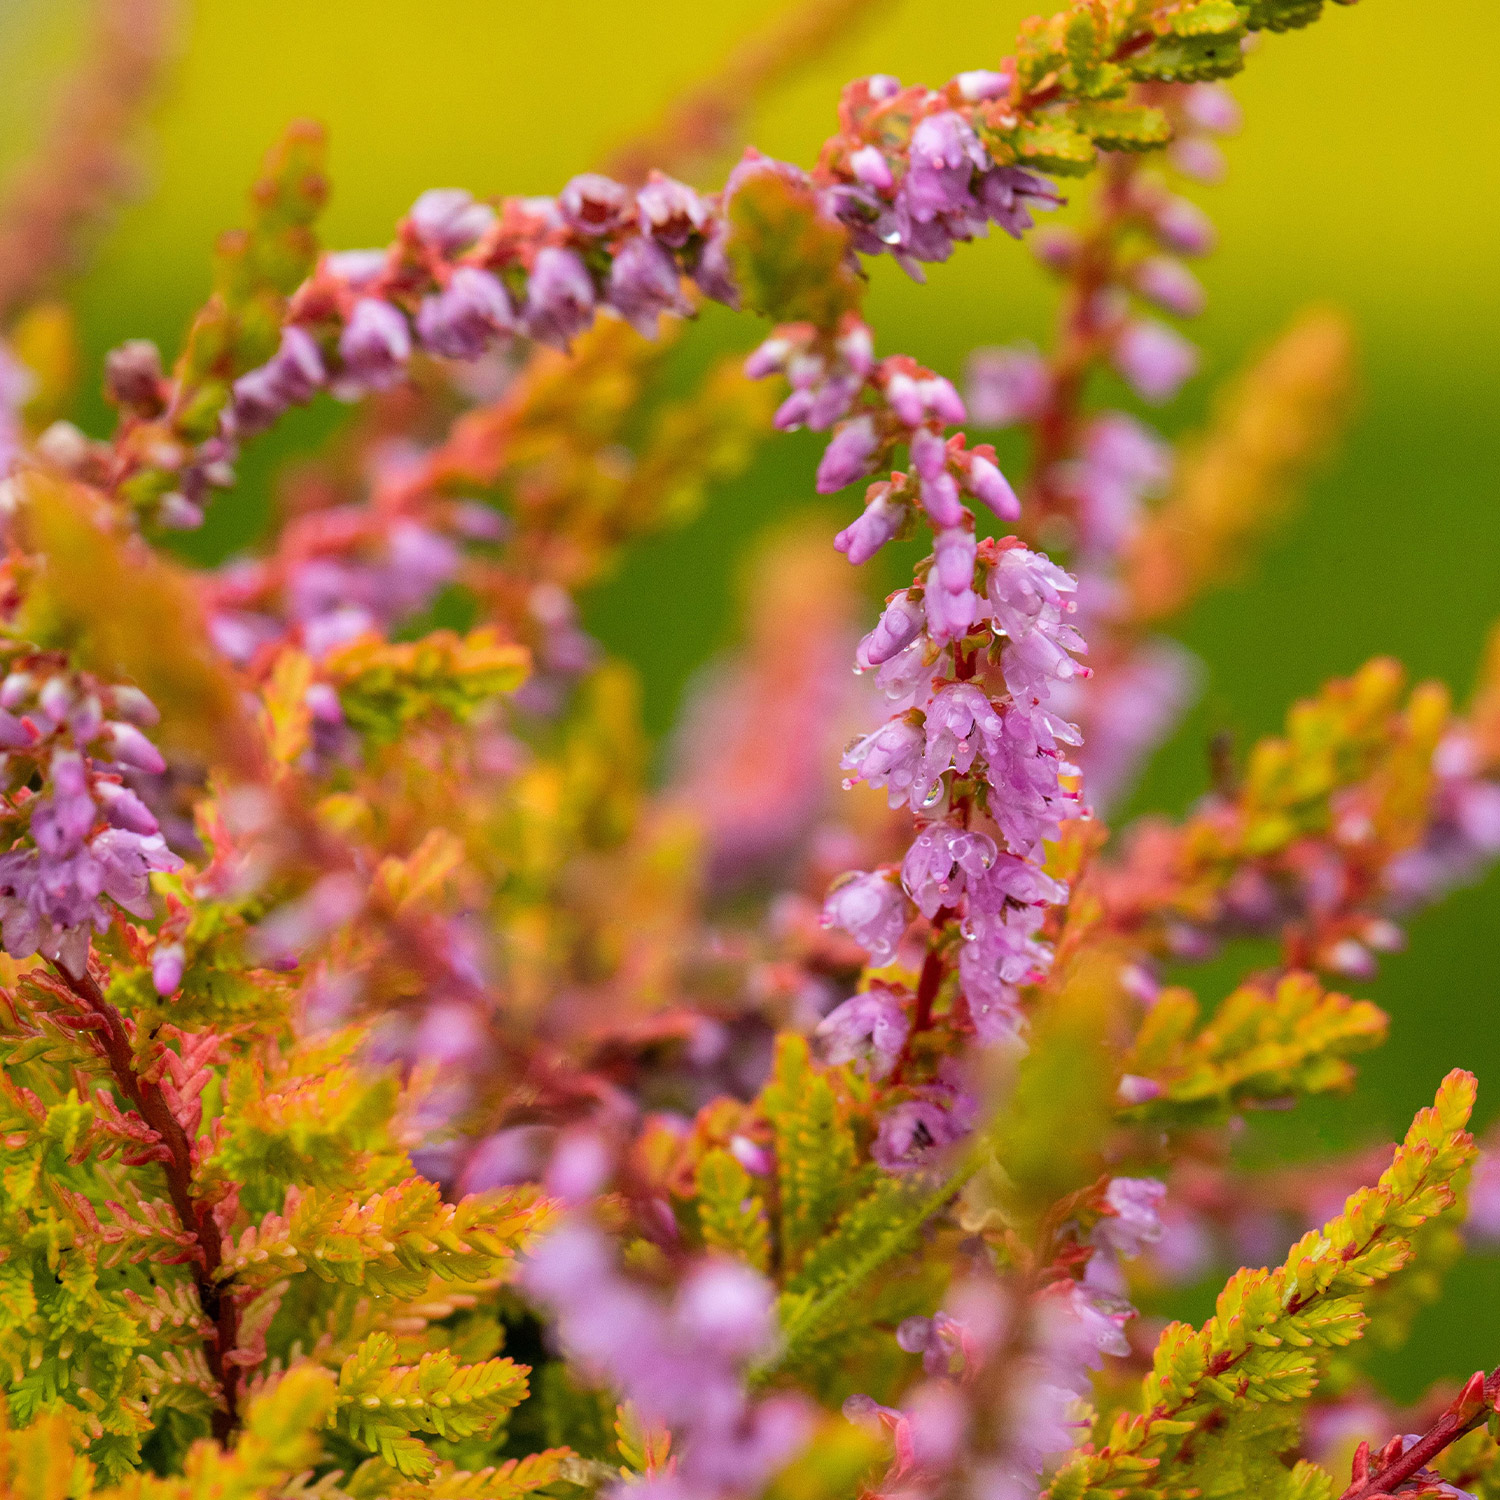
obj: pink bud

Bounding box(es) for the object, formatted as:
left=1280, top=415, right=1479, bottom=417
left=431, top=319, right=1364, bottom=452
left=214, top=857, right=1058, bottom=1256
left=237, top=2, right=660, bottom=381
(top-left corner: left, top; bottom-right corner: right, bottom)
left=104, top=721, right=166, bottom=775
left=967, top=453, right=1020, bottom=520
left=152, top=944, right=185, bottom=998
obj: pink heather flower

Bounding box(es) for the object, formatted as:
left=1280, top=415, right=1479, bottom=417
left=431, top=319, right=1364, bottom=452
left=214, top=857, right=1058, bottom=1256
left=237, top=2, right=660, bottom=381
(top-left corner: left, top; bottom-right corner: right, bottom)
left=1153, top=195, right=1216, bottom=257
left=817, top=984, right=911, bottom=1079
left=965, top=345, right=1050, bottom=428
left=1116, top=1074, right=1163, bottom=1107
left=692, top=224, right=739, bottom=307
left=849, top=144, right=893, bottom=191
left=977, top=165, right=1063, bottom=239
left=525, top=247, right=596, bottom=348
left=1467, top=1150, right=1500, bottom=1245
left=103, top=340, right=163, bottom=412
left=902, top=824, right=997, bottom=918
left=956, top=68, right=1009, bottom=101
left=675, top=1259, right=778, bottom=1362
left=986, top=546, right=1087, bottom=699
left=324, top=248, right=387, bottom=286
left=1113, top=320, right=1199, bottom=404
left=857, top=592, right=925, bottom=670
left=94, top=780, right=159, bottom=835
left=103, top=721, right=167, bottom=775
left=924, top=569, right=976, bottom=644
left=231, top=326, right=327, bottom=434
left=873, top=1069, right=978, bottom=1171
left=903, top=112, right=987, bottom=224
left=834, top=492, right=905, bottom=566
left=152, top=943, right=185, bottom=997
left=923, top=681, right=1004, bottom=783
left=1132, top=255, right=1205, bottom=318
left=416, top=266, right=516, bottom=359
left=921, top=472, right=964, bottom=530
left=636, top=171, right=709, bottom=246
left=1170, top=137, right=1226, bottom=183
left=984, top=703, right=1083, bottom=858
left=408, top=187, right=495, bottom=250
left=336, top=298, right=411, bottom=394
left=967, top=452, right=1021, bottom=520
left=1097, top=1177, right=1167, bottom=1258
left=843, top=716, right=926, bottom=810
left=822, top=870, right=909, bottom=966
left=886, top=371, right=966, bottom=428
left=817, top=416, right=881, bottom=493
left=558, top=173, right=634, bottom=235
left=607, top=236, right=688, bottom=335
left=1183, top=83, right=1242, bottom=134
left=932, top=527, right=976, bottom=594
left=877, top=638, right=941, bottom=711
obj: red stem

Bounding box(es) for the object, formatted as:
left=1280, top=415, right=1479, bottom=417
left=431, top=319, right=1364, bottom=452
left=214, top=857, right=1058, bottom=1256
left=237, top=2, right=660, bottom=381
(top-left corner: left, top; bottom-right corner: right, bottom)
left=1339, top=1370, right=1499, bottom=1500
left=49, top=962, right=240, bottom=1439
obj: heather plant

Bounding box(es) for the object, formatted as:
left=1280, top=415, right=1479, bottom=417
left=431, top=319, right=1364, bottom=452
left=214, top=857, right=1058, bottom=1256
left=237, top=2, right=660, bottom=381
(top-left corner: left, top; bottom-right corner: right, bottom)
left=0, top=1, right=1497, bottom=1499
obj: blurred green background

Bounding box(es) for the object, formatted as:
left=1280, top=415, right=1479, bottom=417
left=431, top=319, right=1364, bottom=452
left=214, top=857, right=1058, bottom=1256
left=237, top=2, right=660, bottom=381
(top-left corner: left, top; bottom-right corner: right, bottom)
left=4, top=0, right=1498, bottom=1396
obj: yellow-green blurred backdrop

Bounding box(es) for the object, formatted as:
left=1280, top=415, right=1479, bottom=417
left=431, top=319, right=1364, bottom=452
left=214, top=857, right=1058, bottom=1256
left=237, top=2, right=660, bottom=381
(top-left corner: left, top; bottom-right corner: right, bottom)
left=3, top=0, right=1499, bottom=1394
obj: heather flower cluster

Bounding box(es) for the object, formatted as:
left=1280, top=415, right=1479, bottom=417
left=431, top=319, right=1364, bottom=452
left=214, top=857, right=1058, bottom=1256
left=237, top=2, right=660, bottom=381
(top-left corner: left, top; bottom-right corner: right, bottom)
left=0, top=654, right=179, bottom=975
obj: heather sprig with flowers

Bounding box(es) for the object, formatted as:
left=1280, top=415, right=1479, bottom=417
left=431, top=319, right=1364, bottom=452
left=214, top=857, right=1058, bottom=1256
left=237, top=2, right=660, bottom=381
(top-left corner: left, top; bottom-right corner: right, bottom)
left=0, top=0, right=1497, bottom=1498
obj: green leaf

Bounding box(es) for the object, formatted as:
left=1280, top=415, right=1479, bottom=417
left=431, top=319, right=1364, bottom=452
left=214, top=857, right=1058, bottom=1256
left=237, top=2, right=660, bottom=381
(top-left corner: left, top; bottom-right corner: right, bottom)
left=1014, top=117, right=1097, bottom=175
left=1070, top=102, right=1173, bottom=151
left=724, top=167, right=863, bottom=328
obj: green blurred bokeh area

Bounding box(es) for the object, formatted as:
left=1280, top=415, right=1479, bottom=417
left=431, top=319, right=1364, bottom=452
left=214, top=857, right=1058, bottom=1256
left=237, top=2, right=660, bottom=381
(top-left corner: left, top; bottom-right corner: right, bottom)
left=6, top=0, right=1500, bottom=1396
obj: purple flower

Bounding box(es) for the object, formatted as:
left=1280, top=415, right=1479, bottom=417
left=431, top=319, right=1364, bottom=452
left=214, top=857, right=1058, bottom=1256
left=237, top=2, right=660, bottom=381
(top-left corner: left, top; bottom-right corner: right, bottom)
left=977, top=166, right=1063, bottom=239
left=967, top=452, right=1021, bottom=521
left=956, top=69, right=1009, bottom=101
left=104, top=340, right=164, bottom=413
left=965, top=345, right=1050, bottom=428
left=558, top=173, right=634, bottom=235
left=231, top=326, right=327, bottom=434
left=922, top=681, right=1004, bottom=786
left=416, top=267, right=516, bottom=358
left=636, top=171, right=709, bottom=246
left=524, top=247, right=596, bottom=348
left=904, top=112, right=987, bottom=222
left=607, top=236, right=688, bottom=335
left=874, top=1071, right=977, bottom=1171
left=675, top=1258, right=777, bottom=1362
left=1468, top=1150, right=1500, bottom=1245
left=817, top=985, right=911, bottom=1078
left=986, top=546, right=1087, bottom=699
left=843, top=715, right=927, bottom=809
left=692, top=224, right=740, bottom=307
left=1153, top=195, right=1216, bottom=256
left=816, top=415, right=881, bottom=493
left=1116, top=1074, right=1163, bottom=1107
left=102, top=721, right=166, bottom=775
left=886, top=371, right=966, bottom=429
left=924, top=563, right=977, bottom=645
left=94, top=780, right=159, bottom=835
left=152, top=943, right=185, bottom=997
left=857, top=592, right=925, bottom=670
left=1132, top=255, right=1205, bottom=318
left=821, top=870, right=909, bottom=966
left=1113, top=319, right=1198, bottom=404
left=902, top=824, right=997, bottom=918
left=849, top=145, right=894, bottom=191
left=336, top=298, right=411, bottom=394
left=1183, top=83, right=1242, bottom=134
left=408, top=188, right=495, bottom=250
left=1096, top=1177, right=1166, bottom=1258
left=834, top=491, right=905, bottom=566
left=1076, top=639, right=1200, bottom=815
